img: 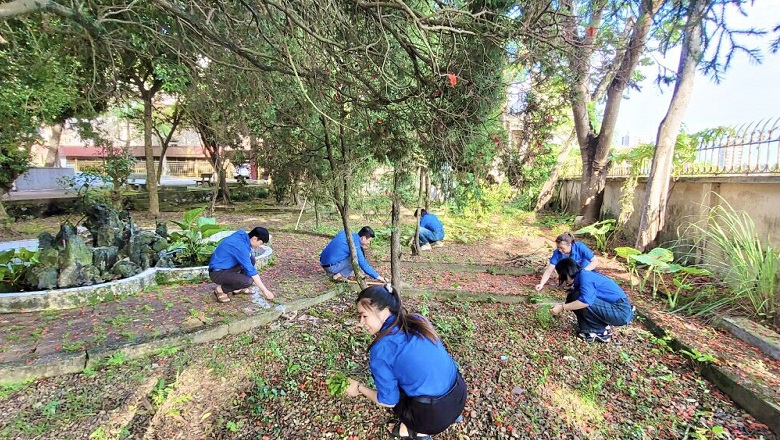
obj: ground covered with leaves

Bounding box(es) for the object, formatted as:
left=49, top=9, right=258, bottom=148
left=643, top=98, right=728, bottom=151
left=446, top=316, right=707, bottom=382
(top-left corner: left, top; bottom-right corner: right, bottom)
left=1, top=293, right=775, bottom=439
left=0, top=209, right=777, bottom=439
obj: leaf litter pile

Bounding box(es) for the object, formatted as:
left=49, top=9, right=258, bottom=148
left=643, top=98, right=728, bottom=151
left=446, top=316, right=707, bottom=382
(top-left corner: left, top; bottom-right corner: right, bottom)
left=1, top=294, right=774, bottom=440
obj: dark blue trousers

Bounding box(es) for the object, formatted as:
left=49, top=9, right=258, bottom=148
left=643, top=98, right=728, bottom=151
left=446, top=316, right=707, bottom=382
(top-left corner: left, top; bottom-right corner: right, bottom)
left=566, top=289, right=633, bottom=333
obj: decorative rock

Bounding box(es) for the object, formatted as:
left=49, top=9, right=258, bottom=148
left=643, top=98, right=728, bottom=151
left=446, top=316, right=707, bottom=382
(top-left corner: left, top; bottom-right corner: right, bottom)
left=26, top=267, right=59, bottom=290
left=111, top=259, right=142, bottom=278
left=37, top=247, right=59, bottom=267
left=155, top=221, right=168, bottom=238
left=58, top=235, right=92, bottom=268
left=38, top=232, right=55, bottom=250
left=92, top=246, right=118, bottom=275
left=82, top=265, right=103, bottom=284
left=152, top=238, right=169, bottom=253
left=58, top=263, right=86, bottom=288
left=155, top=252, right=174, bottom=268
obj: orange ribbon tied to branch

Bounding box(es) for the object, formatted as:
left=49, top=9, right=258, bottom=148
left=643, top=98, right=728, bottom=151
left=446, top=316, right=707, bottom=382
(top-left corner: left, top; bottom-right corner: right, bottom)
left=446, top=73, right=457, bottom=87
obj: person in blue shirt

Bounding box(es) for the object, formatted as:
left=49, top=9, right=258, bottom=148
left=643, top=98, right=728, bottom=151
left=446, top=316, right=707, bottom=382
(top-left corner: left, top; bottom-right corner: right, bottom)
left=345, top=284, right=466, bottom=439
left=412, top=208, right=445, bottom=251
left=550, top=258, right=633, bottom=343
left=536, top=232, right=599, bottom=291
left=208, top=227, right=274, bottom=303
left=319, top=226, right=387, bottom=283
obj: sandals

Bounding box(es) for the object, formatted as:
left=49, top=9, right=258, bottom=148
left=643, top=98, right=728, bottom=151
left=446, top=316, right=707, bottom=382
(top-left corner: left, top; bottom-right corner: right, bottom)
left=387, top=422, right=430, bottom=440
left=213, top=287, right=230, bottom=303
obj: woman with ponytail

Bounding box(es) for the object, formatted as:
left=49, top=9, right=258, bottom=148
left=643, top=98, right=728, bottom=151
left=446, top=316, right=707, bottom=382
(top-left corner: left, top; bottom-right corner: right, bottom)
left=345, top=284, right=466, bottom=439
left=535, top=232, right=598, bottom=291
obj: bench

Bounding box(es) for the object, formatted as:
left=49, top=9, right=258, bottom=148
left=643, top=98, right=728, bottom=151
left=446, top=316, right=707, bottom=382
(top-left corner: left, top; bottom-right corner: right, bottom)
left=196, top=173, right=213, bottom=186
left=127, top=174, right=147, bottom=190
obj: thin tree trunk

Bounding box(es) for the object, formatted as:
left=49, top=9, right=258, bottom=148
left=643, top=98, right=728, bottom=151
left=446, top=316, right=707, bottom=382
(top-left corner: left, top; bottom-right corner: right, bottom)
left=322, top=114, right=365, bottom=290
left=636, top=0, right=704, bottom=251
left=423, top=172, right=430, bottom=211
left=390, top=164, right=402, bottom=286
left=411, top=167, right=424, bottom=256
left=535, top=128, right=576, bottom=212
left=44, top=121, right=63, bottom=167
left=142, top=92, right=160, bottom=215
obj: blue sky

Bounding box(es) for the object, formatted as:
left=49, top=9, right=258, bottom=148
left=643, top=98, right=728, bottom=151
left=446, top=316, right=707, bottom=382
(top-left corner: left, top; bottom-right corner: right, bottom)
left=614, top=1, right=780, bottom=139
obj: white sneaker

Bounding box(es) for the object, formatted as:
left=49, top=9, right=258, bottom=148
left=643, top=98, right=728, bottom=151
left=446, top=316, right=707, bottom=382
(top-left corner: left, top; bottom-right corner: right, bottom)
left=431, top=241, right=444, bottom=248
left=420, top=243, right=432, bottom=251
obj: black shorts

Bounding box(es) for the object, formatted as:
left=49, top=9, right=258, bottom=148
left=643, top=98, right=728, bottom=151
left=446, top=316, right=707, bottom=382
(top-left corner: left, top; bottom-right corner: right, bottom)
left=393, top=372, right=467, bottom=436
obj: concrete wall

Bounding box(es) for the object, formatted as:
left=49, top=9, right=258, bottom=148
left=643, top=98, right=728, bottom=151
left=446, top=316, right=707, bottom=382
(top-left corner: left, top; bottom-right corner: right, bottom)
left=553, top=176, right=780, bottom=250
left=13, top=168, right=75, bottom=191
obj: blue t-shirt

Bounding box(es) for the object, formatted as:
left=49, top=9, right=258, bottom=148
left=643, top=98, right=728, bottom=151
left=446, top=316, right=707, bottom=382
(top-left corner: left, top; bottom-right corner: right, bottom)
left=319, top=230, right=379, bottom=279
left=550, top=241, right=594, bottom=269
left=420, top=213, right=445, bottom=241
left=370, top=315, right=458, bottom=405
left=573, top=270, right=627, bottom=305
left=209, top=230, right=257, bottom=276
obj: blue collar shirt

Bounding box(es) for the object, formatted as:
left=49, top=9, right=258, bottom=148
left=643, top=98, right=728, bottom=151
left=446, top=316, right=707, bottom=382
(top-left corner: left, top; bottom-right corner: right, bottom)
left=208, top=230, right=258, bottom=277
left=369, top=315, right=458, bottom=406
left=550, top=241, right=595, bottom=269
left=319, top=230, right=379, bottom=279
left=573, top=270, right=628, bottom=305
left=420, top=213, right=445, bottom=240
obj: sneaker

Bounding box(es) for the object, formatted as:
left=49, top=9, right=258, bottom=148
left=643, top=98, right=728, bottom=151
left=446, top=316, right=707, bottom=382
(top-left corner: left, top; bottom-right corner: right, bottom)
left=419, top=243, right=432, bottom=251
left=577, top=331, right=611, bottom=343
left=431, top=241, right=444, bottom=248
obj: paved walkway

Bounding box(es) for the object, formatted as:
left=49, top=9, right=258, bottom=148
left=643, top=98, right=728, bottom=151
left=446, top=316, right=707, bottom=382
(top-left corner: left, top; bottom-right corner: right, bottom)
left=0, top=232, right=334, bottom=372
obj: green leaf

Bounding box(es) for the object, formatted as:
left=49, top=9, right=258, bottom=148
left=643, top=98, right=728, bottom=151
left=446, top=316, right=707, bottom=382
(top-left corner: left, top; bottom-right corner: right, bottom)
left=646, top=247, right=674, bottom=263
left=615, top=247, right=641, bottom=259
left=325, top=372, right=349, bottom=396
left=182, top=207, right=206, bottom=226
left=196, top=216, right=217, bottom=228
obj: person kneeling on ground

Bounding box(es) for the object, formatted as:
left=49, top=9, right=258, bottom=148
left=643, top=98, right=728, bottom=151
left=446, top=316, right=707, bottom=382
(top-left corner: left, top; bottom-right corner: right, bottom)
left=346, top=284, right=466, bottom=439
left=536, top=232, right=598, bottom=291
left=412, top=208, right=445, bottom=251
left=208, top=227, right=275, bottom=303
left=319, top=226, right=387, bottom=283
left=550, top=258, right=633, bottom=343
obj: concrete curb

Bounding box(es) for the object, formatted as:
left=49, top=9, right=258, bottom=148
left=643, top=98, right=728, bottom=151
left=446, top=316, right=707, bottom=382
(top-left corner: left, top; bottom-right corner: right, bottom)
left=0, top=287, right=340, bottom=384
left=716, top=316, right=780, bottom=361
left=0, top=247, right=273, bottom=313
left=637, top=310, right=780, bottom=436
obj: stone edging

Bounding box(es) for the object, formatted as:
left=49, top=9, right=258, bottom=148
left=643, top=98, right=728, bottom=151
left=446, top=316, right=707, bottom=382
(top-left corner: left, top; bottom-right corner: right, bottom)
left=716, top=316, right=780, bottom=361
left=0, top=246, right=273, bottom=314
left=637, top=311, right=780, bottom=436
left=0, top=287, right=338, bottom=384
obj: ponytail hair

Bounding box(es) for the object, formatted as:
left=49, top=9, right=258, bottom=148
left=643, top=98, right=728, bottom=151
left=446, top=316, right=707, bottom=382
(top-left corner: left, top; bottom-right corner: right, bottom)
left=357, top=284, right=439, bottom=348
left=555, top=232, right=576, bottom=245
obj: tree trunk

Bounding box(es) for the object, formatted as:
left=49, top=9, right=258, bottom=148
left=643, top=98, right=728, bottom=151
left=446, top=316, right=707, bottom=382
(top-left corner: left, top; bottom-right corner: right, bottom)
left=142, top=92, right=160, bottom=215
left=635, top=0, right=704, bottom=251
left=565, top=0, right=662, bottom=225
left=423, top=171, right=430, bottom=211
left=0, top=189, right=7, bottom=221
left=44, top=121, right=63, bottom=167
left=390, top=164, right=402, bottom=286
left=322, top=114, right=365, bottom=290
left=411, top=167, right=425, bottom=256
left=535, top=129, right=576, bottom=211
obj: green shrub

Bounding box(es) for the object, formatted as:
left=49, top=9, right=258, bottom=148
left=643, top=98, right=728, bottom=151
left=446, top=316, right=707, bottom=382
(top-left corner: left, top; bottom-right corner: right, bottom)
left=684, top=197, right=778, bottom=322
left=168, top=207, right=230, bottom=266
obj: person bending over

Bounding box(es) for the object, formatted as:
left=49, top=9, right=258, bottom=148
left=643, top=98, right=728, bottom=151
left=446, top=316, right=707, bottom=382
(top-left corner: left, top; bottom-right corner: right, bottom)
left=413, top=208, right=445, bottom=251
left=536, top=232, right=598, bottom=291
left=320, top=226, right=387, bottom=283
left=208, top=227, right=274, bottom=303
left=550, top=258, right=633, bottom=343
left=346, top=284, right=466, bottom=439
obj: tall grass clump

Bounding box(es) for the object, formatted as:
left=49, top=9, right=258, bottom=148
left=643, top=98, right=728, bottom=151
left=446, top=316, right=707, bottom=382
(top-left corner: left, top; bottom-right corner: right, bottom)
left=686, top=196, right=778, bottom=323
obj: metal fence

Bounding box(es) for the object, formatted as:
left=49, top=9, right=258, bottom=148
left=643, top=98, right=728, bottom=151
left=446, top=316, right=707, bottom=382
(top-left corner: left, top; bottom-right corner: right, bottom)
left=73, top=159, right=214, bottom=178
left=560, top=118, right=780, bottom=179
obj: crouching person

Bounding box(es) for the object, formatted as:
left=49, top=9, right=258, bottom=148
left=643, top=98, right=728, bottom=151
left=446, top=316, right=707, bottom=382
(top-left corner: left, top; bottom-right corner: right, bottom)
left=345, top=284, right=466, bottom=439
left=551, top=258, right=633, bottom=343
left=208, top=227, right=275, bottom=303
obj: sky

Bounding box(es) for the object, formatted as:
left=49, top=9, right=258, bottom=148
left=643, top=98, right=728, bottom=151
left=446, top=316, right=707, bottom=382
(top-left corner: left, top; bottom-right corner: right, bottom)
left=613, top=1, right=780, bottom=141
